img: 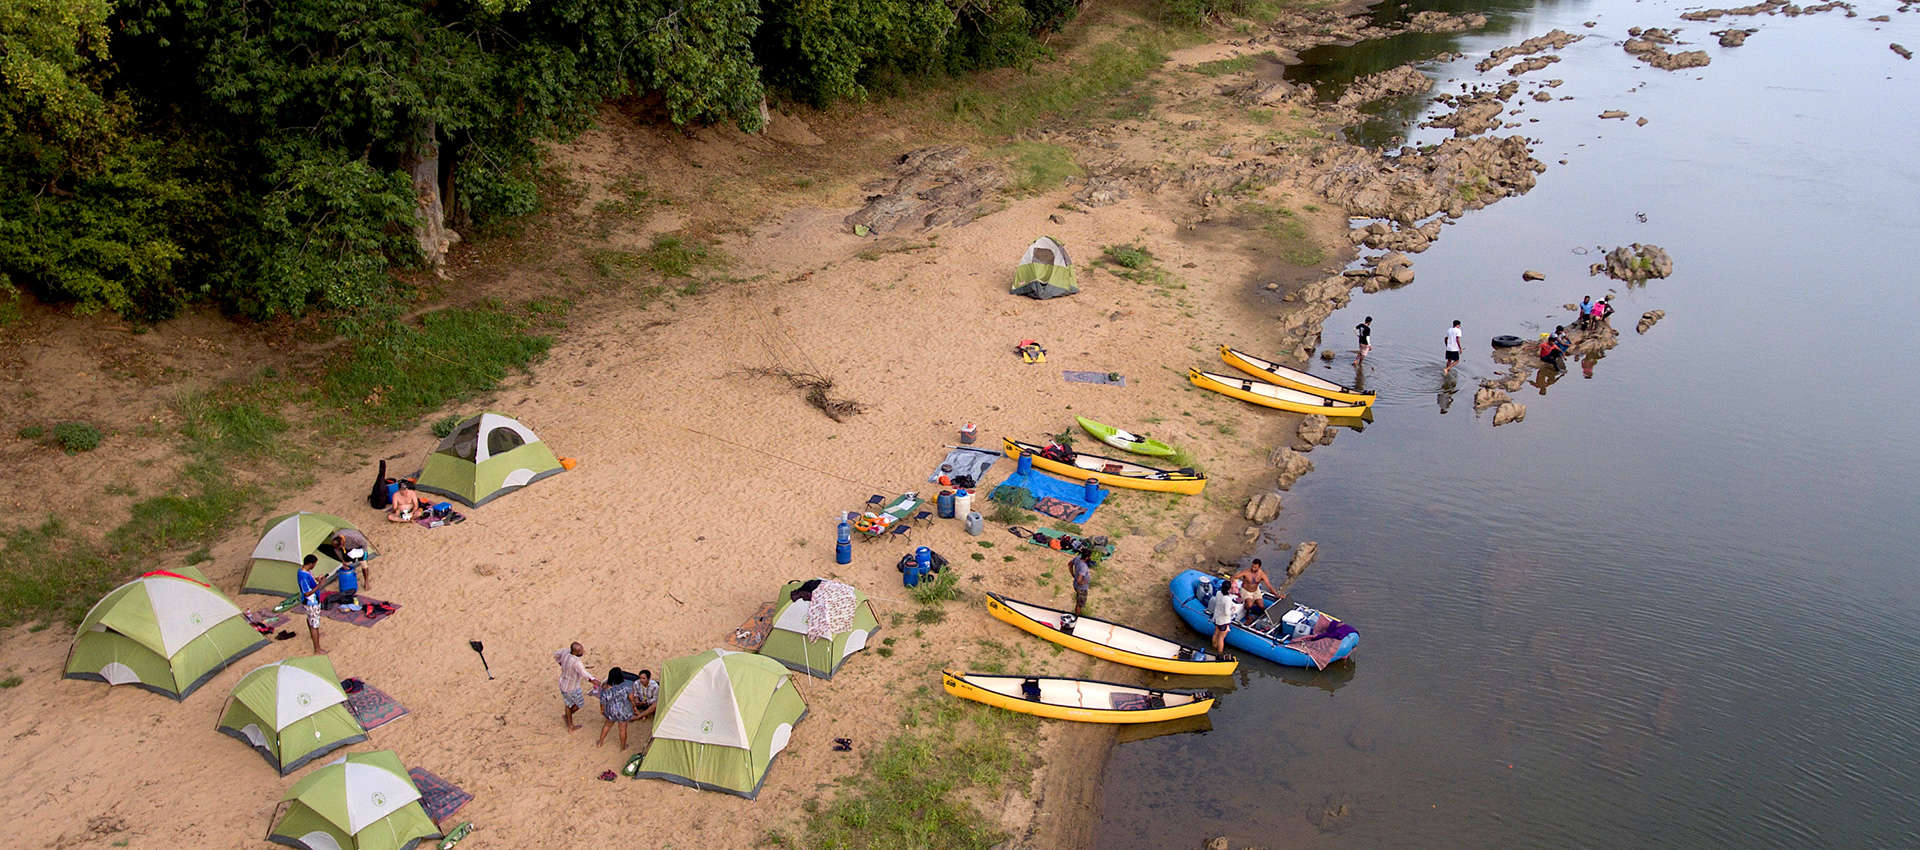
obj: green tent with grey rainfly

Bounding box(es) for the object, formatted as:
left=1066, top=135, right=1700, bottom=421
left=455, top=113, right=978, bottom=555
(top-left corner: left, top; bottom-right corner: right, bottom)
left=757, top=579, right=879, bottom=679
left=64, top=566, right=267, bottom=700
left=219, top=655, right=368, bottom=775
left=244, top=511, right=362, bottom=596
left=1010, top=235, right=1077, bottom=299
left=269, top=749, right=441, bottom=850
left=414, top=411, right=565, bottom=508
left=633, top=649, right=807, bottom=799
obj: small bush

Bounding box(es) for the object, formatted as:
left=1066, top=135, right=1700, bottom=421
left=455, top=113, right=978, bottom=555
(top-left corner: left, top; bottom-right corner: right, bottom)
left=913, top=606, right=947, bottom=624
left=431, top=414, right=463, bottom=438
left=971, top=552, right=986, bottom=561
left=16, top=425, right=45, bottom=440
left=52, top=422, right=103, bottom=453
left=1103, top=243, right=1155, bottom=269
left=910, top=569, right=961, bottom=605
left=0, top=675, right=20, bottom=689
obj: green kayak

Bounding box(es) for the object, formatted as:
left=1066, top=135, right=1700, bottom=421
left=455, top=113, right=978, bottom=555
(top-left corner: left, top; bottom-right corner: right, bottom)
left=1075, top=416, right=1177, bottom=459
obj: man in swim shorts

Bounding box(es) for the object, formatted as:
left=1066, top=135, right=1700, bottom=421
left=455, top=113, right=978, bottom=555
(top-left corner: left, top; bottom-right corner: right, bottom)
left=1444, top=319, right=1463, bottom=374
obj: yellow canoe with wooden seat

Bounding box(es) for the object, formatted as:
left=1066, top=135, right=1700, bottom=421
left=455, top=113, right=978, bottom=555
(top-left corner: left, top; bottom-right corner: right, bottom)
left=1187, top=369, right=1371, bottom=416
left=1002, top=437, right=1206, bottom=496
left=1219, top=345, right=1376, bottom=406
left=941, top=670, right=1215, bottom=724
left=985, top=592, right=1237, bottom=676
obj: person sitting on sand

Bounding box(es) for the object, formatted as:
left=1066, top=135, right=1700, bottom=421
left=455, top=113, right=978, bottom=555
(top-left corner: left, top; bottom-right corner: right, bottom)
left=596, top=668, right=643, bottom=749
left=386, top=481, right=435, bottom=523
left=633, top=669, right=659, bottom=724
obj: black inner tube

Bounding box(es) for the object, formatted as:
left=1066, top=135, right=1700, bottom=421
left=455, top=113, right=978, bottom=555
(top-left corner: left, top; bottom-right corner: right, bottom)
left=1491, top=335, right=1525, bottom=348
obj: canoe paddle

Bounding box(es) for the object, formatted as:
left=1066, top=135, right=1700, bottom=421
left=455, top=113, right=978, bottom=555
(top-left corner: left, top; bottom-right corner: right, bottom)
left=468, top=640, right=494, bottom=680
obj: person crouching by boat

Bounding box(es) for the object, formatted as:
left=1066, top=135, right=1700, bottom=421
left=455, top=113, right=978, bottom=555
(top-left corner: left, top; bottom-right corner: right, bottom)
left=1209, top=580, right=1244, bottom=655
left=1069, top=552, right=1093, bottom=617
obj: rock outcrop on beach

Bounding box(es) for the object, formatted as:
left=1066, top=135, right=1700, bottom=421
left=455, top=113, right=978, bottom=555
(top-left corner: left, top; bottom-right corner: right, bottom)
left=1245, top=491, right=1284, bottom=523
left=1307, top=135, right=1544, bottom=224
left=1476, top=29, right=1583, bottom=72
left=1408, top=10, right=1489, bottom=32
left=1425, top=96, right=1507, bottom=137
left=846, top=146, right=1003, bottom=234
left=1294, top=414, right=1330, bottom=451
left=1349, top=218, right=1445, bottom=253
left=1592, top=243, right=1674, bottom=281
left=1624, top=29, right=1713, bottom=70
left=1271, top=447, right=1315, bottom=489
left=1287, top=541, right=1319, bottom=577
left=1492, top=401, right=1528, bottom=426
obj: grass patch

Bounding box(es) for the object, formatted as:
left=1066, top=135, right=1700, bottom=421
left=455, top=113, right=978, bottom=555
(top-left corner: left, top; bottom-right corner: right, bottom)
left=177, top=390, right=289, bottom=460
left=1238, top=200, right=1325, bottom=267
left=997, top=142, right=1083, bottom=195
left=319, top=305, right=554, bottom=429
left=1192, top=51, right=1276, bottom=77
left=1100, top=242, right=1183, bottom=289
left=949, top=35, right=1170, bottom=136
left=0, top=675, right=20, bottom=689
left=51, top=422, right=103, bottom=454
left=790, top=684, right=1037, bottom=850
left=913, top=606, right=947, bottom=624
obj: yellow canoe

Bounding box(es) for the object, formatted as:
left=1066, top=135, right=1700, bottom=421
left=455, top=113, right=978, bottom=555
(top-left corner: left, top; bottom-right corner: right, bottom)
left=1002, top=437, right=1206, bottom=496
left=985, top=592, right=1237, bottom=676
left=1219, top=345, right=1376, bottom=406
left=1188, top=369, right=1371, bottom=416
left=941, top=670, right=1215, bottom=724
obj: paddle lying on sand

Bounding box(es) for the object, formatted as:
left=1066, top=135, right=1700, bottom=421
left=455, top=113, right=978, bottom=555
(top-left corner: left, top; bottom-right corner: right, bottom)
left=469, top=640, right=493, bottom=680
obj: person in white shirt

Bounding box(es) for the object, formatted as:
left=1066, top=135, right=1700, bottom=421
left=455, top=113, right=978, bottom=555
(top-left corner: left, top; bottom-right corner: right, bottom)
left=1443, top=319, right=1464, bottom=374
left=1209, top=579, right=1245, bottom=655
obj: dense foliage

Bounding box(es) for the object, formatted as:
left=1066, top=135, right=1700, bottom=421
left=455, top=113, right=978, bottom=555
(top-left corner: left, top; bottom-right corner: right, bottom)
left=0, top=0, right=1086, bottom=321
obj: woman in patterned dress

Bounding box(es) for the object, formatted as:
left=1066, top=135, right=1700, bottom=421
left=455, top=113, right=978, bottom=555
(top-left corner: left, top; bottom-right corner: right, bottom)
left=596, top=668, right=642, bottom=749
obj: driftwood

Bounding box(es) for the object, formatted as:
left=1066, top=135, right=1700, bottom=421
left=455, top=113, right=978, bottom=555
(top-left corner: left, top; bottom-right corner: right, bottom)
left=738, top=367, right=868, bottom=422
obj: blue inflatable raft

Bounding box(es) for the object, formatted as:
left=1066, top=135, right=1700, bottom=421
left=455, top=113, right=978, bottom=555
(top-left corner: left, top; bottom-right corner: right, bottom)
left=1168, top=569, right=1358, bottom=669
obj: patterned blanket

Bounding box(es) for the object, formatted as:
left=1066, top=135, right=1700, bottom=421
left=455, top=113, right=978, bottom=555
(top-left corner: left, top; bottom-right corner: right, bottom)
left=806, top=580, right=860, bottom=641
left=406, top=768, right=472, bottom=825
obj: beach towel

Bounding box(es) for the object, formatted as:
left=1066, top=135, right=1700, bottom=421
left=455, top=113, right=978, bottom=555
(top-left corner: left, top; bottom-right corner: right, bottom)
left=1032, top=497, right=1080, bottom=520
left=725, top=602, right=778, bottom=651
left=989, top=466, right=1107, bottom=523
left=407, top=768, right=473, bottom=825
left=1314, top=617, right=1358, bottom=642
left=927, top=446, right=1000, bottom=484
left=318, top=594, right=400, bottom=627
left=806, top=580, right=861, bottom=641
left=345, top=682, right=410, bottom=729
left=1287, top=636, right=1348, bottom=670
left=1062, top=370, right=1126, bottom=386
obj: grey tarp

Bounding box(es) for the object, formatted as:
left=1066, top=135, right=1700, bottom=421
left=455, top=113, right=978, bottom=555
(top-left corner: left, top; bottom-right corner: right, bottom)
left=926, top=446, right=1000, bottom=484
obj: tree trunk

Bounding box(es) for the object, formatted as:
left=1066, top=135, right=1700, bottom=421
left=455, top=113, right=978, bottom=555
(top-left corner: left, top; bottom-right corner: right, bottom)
left=404, top=121, right=459, bottom=276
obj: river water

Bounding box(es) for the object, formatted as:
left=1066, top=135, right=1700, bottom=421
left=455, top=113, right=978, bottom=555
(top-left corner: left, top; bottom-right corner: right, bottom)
left=1096, top=1, right=1920, bottom=846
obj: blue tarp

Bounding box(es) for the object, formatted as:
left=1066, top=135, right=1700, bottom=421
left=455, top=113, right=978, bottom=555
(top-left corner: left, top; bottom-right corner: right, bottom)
left=988, top=466, right=1109, bottom=523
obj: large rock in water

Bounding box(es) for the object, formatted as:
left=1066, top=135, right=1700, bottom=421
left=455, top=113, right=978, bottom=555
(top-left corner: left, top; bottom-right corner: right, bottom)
left=1474, top=387, right=1512, bottom=410
left=1294, top=414, right=1330, bottom=451
left=1245, top=491, right=1284, bottom=523
left=1637, top=309, right=1667, bottom=334
left=1492, top=401, right=1528, bottom=426
left=1270, top=447, right=1316, bottom=489
left=1593, top=243, right=1674, bottom=281
left=1287, top=541, right=1319, bottom=578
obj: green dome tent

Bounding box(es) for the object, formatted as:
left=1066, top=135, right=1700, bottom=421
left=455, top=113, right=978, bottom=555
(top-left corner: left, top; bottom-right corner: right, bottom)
left=269, top=750, right=442, bottom=850
left=244, top=511, right=361, bottom=596
left=414, top=412, right=564, bottom=508
left=757, top=579, right=879, bottom=679
left=634, top=649, right=807, bottom=799
left=219, top=655, right=367, bottom=775
left=63, top=567, right=267, bottom=700
left=1010, top=235, right=1078, bottom=299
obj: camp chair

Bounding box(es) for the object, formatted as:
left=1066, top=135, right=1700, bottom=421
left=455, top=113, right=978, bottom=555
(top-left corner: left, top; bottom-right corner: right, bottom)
left=911, top=511, right=932, bottom=524
left=888, top=523, right=912, bottom=542
left=864, top=495, right=884, bottom=511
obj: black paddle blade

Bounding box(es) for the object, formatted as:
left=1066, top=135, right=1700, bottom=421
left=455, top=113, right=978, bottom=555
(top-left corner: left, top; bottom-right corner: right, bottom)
left=469, top=640, right=485, bottom=652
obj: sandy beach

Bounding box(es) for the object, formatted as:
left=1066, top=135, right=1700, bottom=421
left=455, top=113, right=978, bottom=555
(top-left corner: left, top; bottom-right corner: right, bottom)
left=0, top=3, right=1510, bottom=846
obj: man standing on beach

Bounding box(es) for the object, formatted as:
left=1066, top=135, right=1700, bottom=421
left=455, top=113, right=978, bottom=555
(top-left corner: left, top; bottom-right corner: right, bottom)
left=1443, top=319, right=1464, bottom=374
left=297, top=555, right=323, bottom=654
left=1069, top=552, right=1093, bottom=617
left=555, top=642, right=600, bottom=732
left=1356, top=316, right=1373, bottom=363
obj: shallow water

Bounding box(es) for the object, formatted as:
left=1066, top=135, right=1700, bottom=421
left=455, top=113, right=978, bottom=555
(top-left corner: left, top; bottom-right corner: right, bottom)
left=1097, top=2, right=1920, bottom=847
